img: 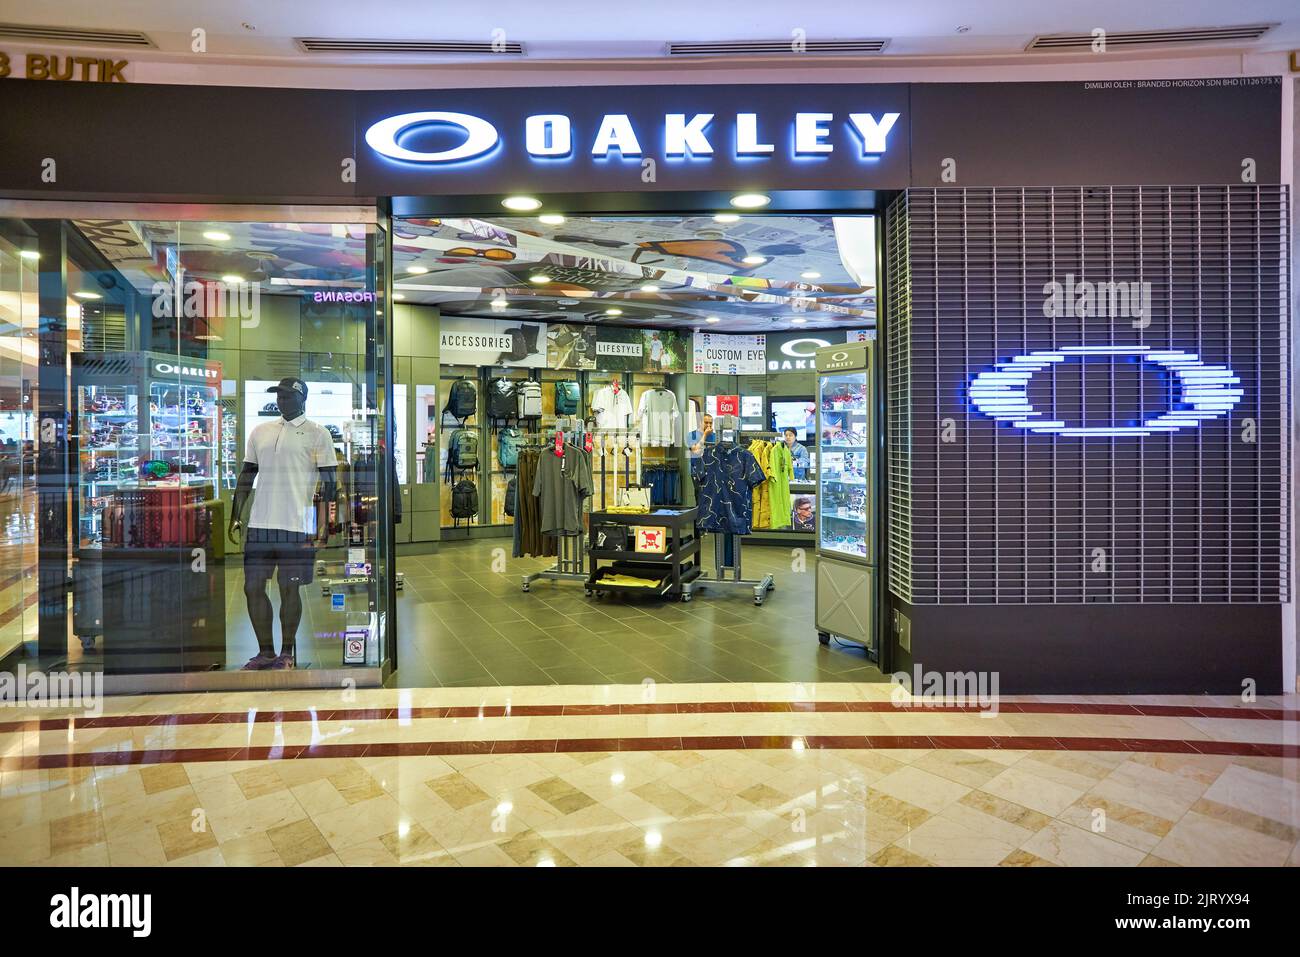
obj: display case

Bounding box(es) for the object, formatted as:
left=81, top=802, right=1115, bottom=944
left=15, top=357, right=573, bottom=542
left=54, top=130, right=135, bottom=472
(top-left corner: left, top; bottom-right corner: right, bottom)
left=817, top=372, right=869, bottom=560
left=72, top=351, right=226, bottom=672
left=814, top=342, right=875, bottom=652
left=75, top=351, right=223, bottom=548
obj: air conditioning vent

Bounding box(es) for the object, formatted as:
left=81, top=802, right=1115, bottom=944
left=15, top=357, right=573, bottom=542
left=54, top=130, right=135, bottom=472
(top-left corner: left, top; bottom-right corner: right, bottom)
left=667, top=38, right=889, bottom=57
left=1027, top=23, right=1275, bottom=51
left=0, top=23, right=154, bottom=47
left=295, top=37, right=524, bottom=55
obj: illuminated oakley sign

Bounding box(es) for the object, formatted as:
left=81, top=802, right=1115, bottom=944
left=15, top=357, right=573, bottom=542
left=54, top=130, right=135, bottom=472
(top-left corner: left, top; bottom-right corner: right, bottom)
left=769, top=335, right=834, bottom=371
left=968, top=345, right=1243, bottom=437
left=364, top=110, right=901, bottom=165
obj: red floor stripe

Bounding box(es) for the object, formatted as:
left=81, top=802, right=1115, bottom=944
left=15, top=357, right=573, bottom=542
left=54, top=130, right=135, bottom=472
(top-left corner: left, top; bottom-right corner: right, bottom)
left=3, top=699, right=1295, bottom=735
left=4, top=735, right=1296, bottom=770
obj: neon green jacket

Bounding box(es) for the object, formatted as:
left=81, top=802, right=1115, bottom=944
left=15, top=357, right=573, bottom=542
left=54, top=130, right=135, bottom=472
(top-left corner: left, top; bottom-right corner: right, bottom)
left=768, top=441, right=794, bottom=529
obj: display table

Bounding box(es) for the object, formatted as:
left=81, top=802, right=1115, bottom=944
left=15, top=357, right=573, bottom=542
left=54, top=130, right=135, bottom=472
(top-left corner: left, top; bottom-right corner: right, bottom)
left=585, top=507, right=702, bottom=602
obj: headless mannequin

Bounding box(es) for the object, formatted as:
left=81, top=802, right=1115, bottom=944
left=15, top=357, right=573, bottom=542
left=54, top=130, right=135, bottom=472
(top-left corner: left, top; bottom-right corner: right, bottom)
left=228, top=388, right=337, bottom=661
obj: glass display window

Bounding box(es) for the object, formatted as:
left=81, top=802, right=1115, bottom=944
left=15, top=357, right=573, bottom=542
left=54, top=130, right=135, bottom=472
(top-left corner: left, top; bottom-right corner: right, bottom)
left=817, top=371, right=870, bottom=559
left=4, top=210, right=393, bottom=684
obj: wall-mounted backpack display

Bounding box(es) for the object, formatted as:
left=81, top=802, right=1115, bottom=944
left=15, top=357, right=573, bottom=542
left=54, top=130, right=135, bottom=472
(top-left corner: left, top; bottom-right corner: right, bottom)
left=516, top=380, right=543, bottom=418
left=498, top=427, right=521, bottom=468
left=504, top=476, right=518, bottom=517
left=445, top=378, right=476, bottom=420
left=448, top=427, right=479, bottom=471
left=451, top=480, right=479, bottom=519
left=555, top=380, right=580, bottom=416
left=488, top=377, right=517, bottom=419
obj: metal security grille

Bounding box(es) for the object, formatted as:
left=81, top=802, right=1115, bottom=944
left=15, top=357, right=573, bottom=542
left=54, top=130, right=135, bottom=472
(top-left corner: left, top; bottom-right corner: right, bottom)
left=892, top=186, right=1290, bottom=604
left=885, top=194, right=914, bottom=602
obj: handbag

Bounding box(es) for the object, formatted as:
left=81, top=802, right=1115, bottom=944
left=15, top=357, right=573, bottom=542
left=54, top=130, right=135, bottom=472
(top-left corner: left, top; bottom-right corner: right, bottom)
left=616, top=485, right=652, bottom=512
left=591, top=523, right=629, bottom=551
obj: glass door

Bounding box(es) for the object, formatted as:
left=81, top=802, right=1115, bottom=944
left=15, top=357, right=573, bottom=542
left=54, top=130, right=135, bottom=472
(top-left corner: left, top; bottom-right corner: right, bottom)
left=816, top=371, right=870, bottom=561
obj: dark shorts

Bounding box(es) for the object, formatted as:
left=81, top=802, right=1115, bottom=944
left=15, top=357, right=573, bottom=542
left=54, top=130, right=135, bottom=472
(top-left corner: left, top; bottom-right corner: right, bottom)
left=243, top=526, right=316, bottom=586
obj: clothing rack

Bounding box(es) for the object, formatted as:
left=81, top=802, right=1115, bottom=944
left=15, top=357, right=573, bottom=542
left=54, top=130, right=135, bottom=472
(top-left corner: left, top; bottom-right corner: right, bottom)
left=587, top=427, right=642, bottom=510
left=519, top=429, right=592, bottom=592
left=692, top=419, right=776, bottom=606
left=698, top=533, right=775, bottom=606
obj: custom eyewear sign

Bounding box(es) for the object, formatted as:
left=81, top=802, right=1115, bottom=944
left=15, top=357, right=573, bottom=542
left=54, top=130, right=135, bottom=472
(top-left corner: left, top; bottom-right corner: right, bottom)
left=693, top=332, right=766, bottom=375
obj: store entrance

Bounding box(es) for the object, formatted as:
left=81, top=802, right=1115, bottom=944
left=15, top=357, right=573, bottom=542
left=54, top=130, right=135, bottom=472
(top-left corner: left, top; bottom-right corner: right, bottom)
left=388, top=208, right=886, bottom=688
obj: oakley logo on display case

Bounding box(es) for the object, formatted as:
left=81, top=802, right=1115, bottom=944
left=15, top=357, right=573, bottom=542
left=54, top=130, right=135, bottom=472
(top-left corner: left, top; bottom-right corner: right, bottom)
left=364, top=110, right=901, bottom=165
left=968, top=345, right=1243, bottom=437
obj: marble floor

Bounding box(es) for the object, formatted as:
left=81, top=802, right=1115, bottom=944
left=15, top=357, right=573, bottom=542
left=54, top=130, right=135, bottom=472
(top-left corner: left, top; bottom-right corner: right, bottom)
left=1, top=682, right=1296, bottom=867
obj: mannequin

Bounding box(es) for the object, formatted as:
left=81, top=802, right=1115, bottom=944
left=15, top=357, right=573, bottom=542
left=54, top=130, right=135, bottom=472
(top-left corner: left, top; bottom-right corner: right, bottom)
left=228, top=378, right=337, bottom=670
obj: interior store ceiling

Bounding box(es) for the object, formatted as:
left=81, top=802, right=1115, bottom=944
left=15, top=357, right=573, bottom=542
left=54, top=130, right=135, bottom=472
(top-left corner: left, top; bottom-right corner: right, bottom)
left=393, top=215, right=875, bottom=333
left=71, top=214, right=877, bottom=334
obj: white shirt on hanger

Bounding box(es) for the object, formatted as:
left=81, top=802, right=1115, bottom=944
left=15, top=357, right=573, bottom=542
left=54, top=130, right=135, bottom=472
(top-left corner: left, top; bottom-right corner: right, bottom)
left=637, top=388, right=680, bottom=447
left=590, top=384, right=632, bottom=430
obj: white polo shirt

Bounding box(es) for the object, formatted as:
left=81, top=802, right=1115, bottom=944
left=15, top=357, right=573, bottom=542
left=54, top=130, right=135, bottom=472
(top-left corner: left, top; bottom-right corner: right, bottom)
left=245, top=415, right=336, bottom=533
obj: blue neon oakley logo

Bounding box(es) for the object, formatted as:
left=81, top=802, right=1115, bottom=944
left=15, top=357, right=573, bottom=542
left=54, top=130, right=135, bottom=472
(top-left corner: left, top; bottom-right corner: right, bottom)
left=364, top=111, right=500, bottom=164
left=968, top=345, right=1243, bottom=437
left=363, top=110, right=901, bottom=164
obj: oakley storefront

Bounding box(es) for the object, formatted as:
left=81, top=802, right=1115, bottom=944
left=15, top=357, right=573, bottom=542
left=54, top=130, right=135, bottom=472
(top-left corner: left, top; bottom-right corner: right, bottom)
left=0, top=73, right=1289, bottom=694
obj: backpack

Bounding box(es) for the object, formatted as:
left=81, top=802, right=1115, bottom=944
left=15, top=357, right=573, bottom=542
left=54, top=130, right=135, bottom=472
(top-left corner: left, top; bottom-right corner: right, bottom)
left=555, top=381, right=580, bottom=415
left=448, top=428, right=479, bottom=470
left=488, top=378, right=517, bottom=419
left=445, top=378, right=476, bottom=420
left=498, top=427, right=521, bottom=468
left=451, top=480, right=479, bottom=519
left=504, top=476, right=517, bottom=517
left=516, top=380, right=542, bottom=418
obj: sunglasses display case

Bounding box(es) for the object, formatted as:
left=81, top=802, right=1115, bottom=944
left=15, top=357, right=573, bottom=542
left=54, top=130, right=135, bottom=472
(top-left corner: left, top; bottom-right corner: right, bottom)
left=71, top=351, right=226, bottom=671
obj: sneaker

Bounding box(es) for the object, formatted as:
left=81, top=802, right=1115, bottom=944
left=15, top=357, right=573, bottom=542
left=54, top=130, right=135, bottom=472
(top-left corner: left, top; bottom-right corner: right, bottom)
left=269, top=654, right=296, bottom=670
left=242, top=652, right=276, bottom=671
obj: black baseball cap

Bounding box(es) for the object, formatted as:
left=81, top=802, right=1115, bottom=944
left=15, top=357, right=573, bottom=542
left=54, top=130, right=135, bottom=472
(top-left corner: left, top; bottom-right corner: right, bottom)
left=267, top=377, right=308, bottom=398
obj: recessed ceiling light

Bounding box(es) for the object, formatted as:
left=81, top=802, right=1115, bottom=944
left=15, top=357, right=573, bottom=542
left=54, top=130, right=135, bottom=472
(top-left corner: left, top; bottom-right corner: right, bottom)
left=538, top=214, right=565, bottom=225
left=406, top=265, right=428, bottom=274
left=221, top=274, right=243, bottom=283
left=73, top=291, right=101, bottom=300
left=490, top=299, right=508, bottom=311
left=730, top=193, right=770, bottom=209
left=640, top=284, right=659, bottom=293
left=502, top=196, right=542, bottom=211
left=19, top=250, right=40, bottom=260
left=801, top=271, right=821, bottom=280
left=713, top=213, right=740, bottom=223
left=705, top=316, right=720, bottom=323
left=393, top=293, right=405, bottom=300
left=741, top=255, right=765, bottom=265
left=604, top=307, right=623, bottom=316
left=529, top=274, right=551, bottom=284
left=203, top=230, right=231, bottom=242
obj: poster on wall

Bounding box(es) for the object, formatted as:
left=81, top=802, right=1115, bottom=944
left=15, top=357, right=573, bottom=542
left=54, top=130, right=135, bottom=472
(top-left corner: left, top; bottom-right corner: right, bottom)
left=548, top=325, right=689, bottom=373
left=642, top=329, right=689, bottom=373
left=439, top=317, right=547, bottom=368
left=692, top=332, right=767, bottom=375
left=766, top=330, right=872, bottom=372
